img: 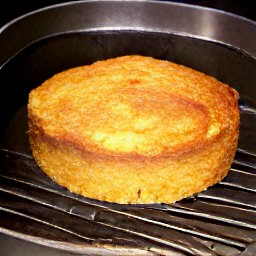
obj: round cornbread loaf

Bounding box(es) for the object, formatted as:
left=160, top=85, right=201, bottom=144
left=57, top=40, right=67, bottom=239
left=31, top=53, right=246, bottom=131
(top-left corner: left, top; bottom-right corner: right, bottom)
left=28, top=55, right=240, bottom=204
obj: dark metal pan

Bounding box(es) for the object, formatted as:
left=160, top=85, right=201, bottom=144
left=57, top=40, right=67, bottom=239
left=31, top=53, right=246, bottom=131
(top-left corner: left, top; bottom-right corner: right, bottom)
left=0, top=1, right=256, bottom=255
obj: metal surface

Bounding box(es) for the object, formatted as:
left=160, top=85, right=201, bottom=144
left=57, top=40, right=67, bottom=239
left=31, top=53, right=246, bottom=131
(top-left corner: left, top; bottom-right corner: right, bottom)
left=0, top=1, right=256, bottom=255
left=1, top=0, right=256, bottom=66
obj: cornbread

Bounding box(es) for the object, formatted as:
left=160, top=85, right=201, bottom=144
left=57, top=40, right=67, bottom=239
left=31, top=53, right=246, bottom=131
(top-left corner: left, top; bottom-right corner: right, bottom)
left=27, top=55, right=240, bottom=204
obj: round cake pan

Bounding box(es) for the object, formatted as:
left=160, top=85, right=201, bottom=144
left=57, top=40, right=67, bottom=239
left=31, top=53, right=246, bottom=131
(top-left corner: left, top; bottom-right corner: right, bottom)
left=0, top=1, right=256, bottom=255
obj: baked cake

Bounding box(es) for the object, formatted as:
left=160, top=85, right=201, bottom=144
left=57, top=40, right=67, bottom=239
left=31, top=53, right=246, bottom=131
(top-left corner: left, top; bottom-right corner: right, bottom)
left=27, top=55, right=240, bottom=204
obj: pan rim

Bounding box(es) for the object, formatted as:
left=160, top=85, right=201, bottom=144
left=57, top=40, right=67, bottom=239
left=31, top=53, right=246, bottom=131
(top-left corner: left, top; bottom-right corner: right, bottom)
left=0, top=1, right=256, bottom=255
left=1, top=0, right=256, bottom=67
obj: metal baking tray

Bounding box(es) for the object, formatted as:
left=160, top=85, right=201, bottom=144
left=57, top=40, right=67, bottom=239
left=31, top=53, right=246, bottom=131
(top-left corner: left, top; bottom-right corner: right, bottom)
left=0, top=1, right=256, bottom=255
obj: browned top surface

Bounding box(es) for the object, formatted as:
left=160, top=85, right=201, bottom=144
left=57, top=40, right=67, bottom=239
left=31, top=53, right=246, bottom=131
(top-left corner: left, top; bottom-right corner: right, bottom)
left=28, top=55, right=239, bottom=157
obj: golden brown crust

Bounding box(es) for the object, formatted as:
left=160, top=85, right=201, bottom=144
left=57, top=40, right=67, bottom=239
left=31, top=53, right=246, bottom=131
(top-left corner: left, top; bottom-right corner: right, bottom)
left=28, top=55, right=239, bottom=204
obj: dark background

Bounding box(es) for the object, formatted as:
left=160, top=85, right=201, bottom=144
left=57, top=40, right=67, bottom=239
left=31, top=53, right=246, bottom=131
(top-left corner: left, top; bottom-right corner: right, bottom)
left=0, top=0, right=255, bottom=28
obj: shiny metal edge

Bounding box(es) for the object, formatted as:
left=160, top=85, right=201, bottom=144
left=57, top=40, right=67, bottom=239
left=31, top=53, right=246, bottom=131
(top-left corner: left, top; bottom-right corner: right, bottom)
left=0, top=227, right=153, bottom=255
left=0, top=0, right=256, bottom=67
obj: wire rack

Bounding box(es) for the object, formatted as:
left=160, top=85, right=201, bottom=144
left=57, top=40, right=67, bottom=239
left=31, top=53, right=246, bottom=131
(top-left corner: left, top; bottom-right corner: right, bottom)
left=0, top=99, right=255, bottom=256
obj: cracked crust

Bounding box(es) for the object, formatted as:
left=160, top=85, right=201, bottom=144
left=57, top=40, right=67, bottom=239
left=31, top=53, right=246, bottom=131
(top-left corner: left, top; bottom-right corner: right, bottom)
left=28, top=55, right=240, bottom=204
